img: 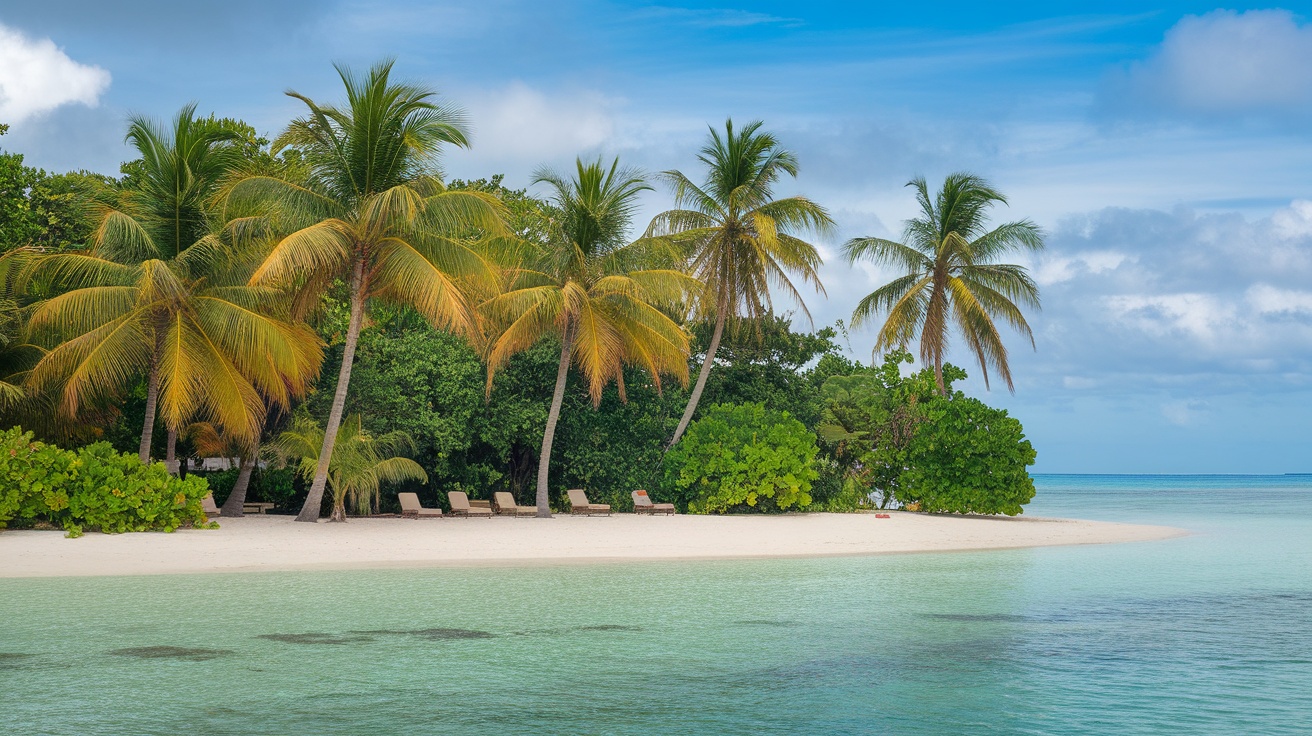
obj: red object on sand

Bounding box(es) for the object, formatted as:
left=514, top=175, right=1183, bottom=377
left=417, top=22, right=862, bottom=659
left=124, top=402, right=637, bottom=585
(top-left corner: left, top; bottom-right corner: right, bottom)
left=875, top=513, right=890, bottom=519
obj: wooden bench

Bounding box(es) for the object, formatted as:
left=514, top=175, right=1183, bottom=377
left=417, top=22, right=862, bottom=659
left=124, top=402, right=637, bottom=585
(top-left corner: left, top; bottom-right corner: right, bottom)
left=242, top=502, right=276, bottom=514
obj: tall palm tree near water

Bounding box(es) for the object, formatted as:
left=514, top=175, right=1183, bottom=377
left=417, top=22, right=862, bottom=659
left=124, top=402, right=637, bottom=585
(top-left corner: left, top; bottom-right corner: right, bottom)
left=843, top=173, right=1044, bottom=394
left=24, top=106, right=321, bottom=461
left=482, top=158, right=692, bottom=516
left=646, top=119, right=834, bottom=448
left=226, top=60, right=506, bottom=522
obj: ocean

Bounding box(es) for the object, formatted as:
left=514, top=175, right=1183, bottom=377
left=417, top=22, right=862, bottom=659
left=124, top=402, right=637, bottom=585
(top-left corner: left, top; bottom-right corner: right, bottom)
left=2, top=474, right=1310, bottom=734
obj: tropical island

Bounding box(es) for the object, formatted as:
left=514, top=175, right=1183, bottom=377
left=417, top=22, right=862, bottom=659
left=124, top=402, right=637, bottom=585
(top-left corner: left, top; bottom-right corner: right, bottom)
left=0, top=62, right=1178, bottom=568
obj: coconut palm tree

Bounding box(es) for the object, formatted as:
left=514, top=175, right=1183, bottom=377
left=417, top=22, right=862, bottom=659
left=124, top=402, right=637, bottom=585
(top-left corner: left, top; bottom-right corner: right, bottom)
left=186, top=420, right=261, bottom=517
left=843, top=173, right=1044, bottom=394
left=646, top=119, right=834, bottom=448
left=268, top=413, right=427, bottom=522
left=224, top=60, right=507, bottom=522
left=23, top=106, right=321, bottom=461
left=482, top=158, right=692, bottom=516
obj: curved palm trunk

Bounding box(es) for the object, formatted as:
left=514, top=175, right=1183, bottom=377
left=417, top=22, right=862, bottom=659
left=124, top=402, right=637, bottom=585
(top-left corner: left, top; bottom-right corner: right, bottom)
left=667, top=304, right=727, bottom=449
left=933, top=357, right=945, bottom=396
left=138, top=355, right=161, bottom=463
left=219, top=446, right=256, bottom=517
left=535, top=325, right=574, bottom=518
left=296, top=260, right=366, bottom=523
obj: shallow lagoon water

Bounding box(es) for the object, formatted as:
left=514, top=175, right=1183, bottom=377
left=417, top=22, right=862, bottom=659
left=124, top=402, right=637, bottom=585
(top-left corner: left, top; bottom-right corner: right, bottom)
left=2, top=475, right=1310, bottom=735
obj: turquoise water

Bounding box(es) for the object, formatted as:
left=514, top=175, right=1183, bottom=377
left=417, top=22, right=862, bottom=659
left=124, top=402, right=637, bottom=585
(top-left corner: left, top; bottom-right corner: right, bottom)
left=2, top=475, right=1310, bottom=734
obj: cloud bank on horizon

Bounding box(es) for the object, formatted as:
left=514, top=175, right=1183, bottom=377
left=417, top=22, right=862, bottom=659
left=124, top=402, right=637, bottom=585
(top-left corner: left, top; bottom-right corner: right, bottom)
left=1, top=2, right=1309, bottom=472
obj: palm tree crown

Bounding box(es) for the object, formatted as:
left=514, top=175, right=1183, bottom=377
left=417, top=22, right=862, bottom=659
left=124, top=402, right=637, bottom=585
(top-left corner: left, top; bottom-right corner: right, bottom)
left=25, top=106, right=320, bottom=460
left=843, top=173, right=1044, bottom=394
left=647, top=118, right=834, bottom=447
left=482, top=157, right=692, bottom=515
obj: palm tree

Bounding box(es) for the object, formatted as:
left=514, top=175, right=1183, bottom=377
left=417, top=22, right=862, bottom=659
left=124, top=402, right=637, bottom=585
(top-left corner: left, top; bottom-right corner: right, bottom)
left=482, top=158, right=692, bottom=516
left=843, top=173, right=1044, bottom=394
left=186, top=420, right=261, bottom=517
left=225, top=60, right=506, bottom=522
left=646, top=119, right=834, bottom=448
left=268, top=413, right=427, bottom=522
left=23, top=106, right=321, bottom=461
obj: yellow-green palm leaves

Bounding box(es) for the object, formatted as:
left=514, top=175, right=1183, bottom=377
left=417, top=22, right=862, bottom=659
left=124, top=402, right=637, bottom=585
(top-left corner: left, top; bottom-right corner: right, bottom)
left=843, top=173, right=1044, bottom=394
left=225, top=60, right=506, bottom=522
left=23, top=106, right=321, bottom=461
left=482, top=158, right=692, bottom=515
left=268, top=413, right=427, bottom=522
left=647, top=119, right=834, bottom=447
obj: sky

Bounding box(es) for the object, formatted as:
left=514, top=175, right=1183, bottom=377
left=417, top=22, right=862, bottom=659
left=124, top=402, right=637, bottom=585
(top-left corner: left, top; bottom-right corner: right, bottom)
left=2, top=1, right=1311, bottom=472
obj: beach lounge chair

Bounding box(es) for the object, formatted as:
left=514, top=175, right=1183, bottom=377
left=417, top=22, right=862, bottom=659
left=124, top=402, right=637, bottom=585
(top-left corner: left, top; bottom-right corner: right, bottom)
left=447, top=491, right=492, bottom=518
left=632, top=490, right=675, bottom=515
left=201, top=493, right=221, bottom=518
left=567, top=489, right=611, bottom=516
left=493, top=492, right=538, bottom=517
left=398, top=492, right=443, bottom=518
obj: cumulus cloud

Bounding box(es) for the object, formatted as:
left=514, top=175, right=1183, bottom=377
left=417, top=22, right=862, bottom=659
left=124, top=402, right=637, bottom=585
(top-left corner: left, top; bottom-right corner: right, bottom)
left=1099, top=9, right=1312, bottom=121
left=0, top=23, right=110, bottom=126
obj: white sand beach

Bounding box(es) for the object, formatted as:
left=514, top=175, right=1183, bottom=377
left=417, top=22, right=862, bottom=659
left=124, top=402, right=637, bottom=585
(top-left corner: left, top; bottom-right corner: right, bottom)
left=0, top=512, right=1185, bottom=578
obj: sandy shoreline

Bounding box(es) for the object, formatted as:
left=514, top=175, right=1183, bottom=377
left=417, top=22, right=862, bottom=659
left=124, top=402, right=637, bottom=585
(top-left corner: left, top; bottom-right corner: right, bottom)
left=0, top=511, right=1185, bottom=579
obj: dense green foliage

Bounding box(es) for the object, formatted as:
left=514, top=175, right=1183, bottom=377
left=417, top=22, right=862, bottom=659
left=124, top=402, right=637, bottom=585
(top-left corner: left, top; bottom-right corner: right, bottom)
left=665, top=403, right=819, bottom=513
left=817, top=351, right=1035, bottom=514
left=0, top=427, right=212, bottom=536
left=898, top=396, right=1037, bottom=515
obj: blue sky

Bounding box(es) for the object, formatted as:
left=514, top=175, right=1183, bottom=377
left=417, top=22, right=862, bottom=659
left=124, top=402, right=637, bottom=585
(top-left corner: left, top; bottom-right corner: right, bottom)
left=3, top=2, right=1311, bottom=472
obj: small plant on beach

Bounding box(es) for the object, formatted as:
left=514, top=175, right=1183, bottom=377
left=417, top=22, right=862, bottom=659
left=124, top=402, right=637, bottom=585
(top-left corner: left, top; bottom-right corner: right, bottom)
left=664, top=402, right=819, bottom=513
left=267, top=413, right=427, bottom=521
left=0, top=426, right=212, bottom=536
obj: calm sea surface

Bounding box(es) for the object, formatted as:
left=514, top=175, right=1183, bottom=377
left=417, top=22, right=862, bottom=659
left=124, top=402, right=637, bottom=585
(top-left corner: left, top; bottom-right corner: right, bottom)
left=2, top=475, right=1310, bottom=735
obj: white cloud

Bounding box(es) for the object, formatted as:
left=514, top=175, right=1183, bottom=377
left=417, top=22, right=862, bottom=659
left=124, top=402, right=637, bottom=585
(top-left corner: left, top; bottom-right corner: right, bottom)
left=0, top=23, right=110, bottom=126
left=1103, top=292, right=1238, bottom=344
left=1247, top=284, right=1312, bottom=315
left=449, top=82, right=618, bottom=178
left=1034, top=250, right=1130, bottom=285
left=1101, top=10, right=1312, bottom=120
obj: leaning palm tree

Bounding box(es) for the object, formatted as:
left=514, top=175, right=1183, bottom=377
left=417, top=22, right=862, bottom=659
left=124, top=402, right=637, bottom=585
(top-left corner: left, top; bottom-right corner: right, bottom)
left=843, top=173, right=1044, bottom=394
left=23, top=106, right=321, bottom=460
left=224, top=60, right=506, bottom=522
left=646, top=119, right=834, bottom=447
left=268, top=413, right=427, bottom=522
left=482, top=158, right=692, bottom=517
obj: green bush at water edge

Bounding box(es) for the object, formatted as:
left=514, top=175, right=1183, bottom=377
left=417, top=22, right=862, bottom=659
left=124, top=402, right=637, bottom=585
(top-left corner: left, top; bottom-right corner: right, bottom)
left=0, top=427, right=213, bottom=537
left=665, top=403, right=819, bottom=513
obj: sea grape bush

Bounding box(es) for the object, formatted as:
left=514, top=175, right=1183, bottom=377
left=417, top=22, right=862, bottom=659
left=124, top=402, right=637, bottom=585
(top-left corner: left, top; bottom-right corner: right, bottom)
left=896, top=396, right=1036, bottom=515
left=0, top=427, right=211, bottom=537
left=813, top=350, right=1037, bottom=515
left=665, top=403, right=819, bottom=513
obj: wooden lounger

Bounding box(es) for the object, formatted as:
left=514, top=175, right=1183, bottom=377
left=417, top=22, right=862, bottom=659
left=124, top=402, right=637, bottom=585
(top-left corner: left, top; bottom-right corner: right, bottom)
left=201, top=493, right=221, bottom=518
left=567, top=489, right=611, bottom=516
left=632, top=489, right=675, bottom=515
left=447, top=491, right=492, bottom=518
left=493, top=492, right=538, bottom=517
left=398, top=492, right=443, bottom=518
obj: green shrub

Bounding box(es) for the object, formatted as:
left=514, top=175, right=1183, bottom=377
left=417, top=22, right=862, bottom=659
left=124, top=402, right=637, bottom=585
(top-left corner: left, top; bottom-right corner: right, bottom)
left=664, top=403, right=819, bottom=513
left=896, top=397, right=1036, bottom=515
left=0, top=427, right=212, bottom=537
